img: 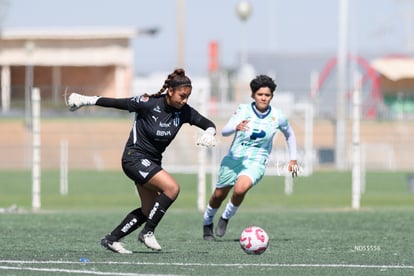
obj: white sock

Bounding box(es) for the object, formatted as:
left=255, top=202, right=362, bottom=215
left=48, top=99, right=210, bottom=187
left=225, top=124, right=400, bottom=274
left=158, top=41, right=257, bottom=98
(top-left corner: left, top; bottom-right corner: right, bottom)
left=222, top=201, right=239, bottom=220
left=203, top=204, right=218, bottom=225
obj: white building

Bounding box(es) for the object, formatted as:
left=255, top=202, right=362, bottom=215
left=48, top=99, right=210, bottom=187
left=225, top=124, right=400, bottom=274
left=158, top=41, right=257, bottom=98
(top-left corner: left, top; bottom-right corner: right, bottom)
left=0, top=27, right=137, bottom=112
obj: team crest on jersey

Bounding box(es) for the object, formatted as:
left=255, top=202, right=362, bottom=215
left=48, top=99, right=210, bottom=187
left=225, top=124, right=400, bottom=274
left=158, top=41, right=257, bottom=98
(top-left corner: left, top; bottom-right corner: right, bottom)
left=173, top=112, right=181, bottom=127
left=139, top=96, right=149, bottom=102
left=153, top=105, right=161, bottom=113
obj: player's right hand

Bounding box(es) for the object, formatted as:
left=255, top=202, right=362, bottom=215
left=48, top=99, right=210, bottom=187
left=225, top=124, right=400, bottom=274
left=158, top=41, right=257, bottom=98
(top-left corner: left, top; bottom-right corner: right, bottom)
left=236, top=120, right=250, bottom=131
left=68, top=93, right=99, bottom=111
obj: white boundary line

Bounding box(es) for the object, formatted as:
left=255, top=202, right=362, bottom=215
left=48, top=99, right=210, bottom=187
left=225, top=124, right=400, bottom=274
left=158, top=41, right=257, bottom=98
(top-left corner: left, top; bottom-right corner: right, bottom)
left=0, top=266, right=168, bottom=276
left=0, top=260, right=413, bottom=270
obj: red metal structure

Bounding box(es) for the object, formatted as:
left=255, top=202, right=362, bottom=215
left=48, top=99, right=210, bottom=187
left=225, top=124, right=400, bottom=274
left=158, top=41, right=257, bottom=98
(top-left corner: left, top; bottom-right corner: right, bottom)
left=311, top=55, right=381, bottom=118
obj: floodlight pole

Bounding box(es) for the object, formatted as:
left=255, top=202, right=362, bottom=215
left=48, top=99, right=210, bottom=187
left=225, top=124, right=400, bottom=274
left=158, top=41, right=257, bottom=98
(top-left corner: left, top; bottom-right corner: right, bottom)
left=236, top=1, right=252, bottom=68
left=336, top=0, right=348, bottom=170
left=236, top=0, right=253, bottom=102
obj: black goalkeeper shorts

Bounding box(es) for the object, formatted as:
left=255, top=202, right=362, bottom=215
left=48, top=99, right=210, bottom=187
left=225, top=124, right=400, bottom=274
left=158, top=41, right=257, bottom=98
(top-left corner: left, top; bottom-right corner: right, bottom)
left=121, top=149, right=162, bottom=185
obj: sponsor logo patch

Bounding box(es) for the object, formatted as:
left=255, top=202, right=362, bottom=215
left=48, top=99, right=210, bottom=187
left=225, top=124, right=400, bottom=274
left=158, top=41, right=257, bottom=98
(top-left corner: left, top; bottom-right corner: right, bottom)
left=139, top=170, right=149, bottom=178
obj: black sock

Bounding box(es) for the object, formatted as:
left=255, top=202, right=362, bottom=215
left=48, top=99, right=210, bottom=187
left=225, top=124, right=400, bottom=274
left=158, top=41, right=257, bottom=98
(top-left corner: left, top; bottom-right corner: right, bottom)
left=107, top=208, right=146, bottom=241
left=142, top=193, right=174, bottom=233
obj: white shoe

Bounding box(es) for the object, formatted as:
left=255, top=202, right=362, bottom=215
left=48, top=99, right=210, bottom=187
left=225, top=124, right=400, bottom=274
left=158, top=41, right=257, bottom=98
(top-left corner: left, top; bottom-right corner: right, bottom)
left=139, top=231, right=162, bottom=251
left=101, top=237, right=132, bottom=254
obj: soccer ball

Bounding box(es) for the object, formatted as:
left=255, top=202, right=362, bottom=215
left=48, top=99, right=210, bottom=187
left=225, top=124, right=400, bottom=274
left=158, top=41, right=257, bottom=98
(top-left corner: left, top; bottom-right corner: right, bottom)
left=239, top=226, right=269, bottom=255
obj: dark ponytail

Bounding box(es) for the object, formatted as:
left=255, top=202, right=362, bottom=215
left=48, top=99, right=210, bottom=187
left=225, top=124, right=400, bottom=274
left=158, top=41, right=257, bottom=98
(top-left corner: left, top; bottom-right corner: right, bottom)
left=143, top=68, right=192, bottom=97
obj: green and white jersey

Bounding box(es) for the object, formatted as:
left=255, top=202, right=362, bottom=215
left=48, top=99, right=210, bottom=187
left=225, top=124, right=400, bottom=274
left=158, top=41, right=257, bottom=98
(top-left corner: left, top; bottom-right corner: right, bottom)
left=222, top=102, right=296, bottom=166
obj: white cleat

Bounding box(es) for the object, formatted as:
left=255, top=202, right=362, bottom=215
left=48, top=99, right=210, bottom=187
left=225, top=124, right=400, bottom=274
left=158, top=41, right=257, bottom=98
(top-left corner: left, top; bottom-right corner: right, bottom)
left=139, top=231, right=162, bottom=251
left=101, top=237, right=132, bottom=254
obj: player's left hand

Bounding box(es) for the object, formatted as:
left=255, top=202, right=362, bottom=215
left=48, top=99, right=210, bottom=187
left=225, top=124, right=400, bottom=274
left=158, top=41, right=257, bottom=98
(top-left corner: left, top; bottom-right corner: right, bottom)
left=196, top=127, right=217, bottom=147
left=288, top=160, right=299, bottom=178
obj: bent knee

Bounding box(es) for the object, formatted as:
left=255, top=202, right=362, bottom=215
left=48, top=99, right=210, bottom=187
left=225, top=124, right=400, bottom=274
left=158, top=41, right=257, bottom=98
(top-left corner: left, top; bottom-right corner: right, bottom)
left=164, top=184, right=180, bottom=200
left=212, top=193, right=226, bottom=202
left=211, top=188, right=230, bottom=203
left=232, top=187, right=249, bottom=198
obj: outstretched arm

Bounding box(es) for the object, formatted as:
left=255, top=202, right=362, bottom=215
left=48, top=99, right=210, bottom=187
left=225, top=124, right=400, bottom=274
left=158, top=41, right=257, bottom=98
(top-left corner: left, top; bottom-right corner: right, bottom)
left=96, top=97, right=130, bottom=110
left=68, top=92, right=130, bottom=111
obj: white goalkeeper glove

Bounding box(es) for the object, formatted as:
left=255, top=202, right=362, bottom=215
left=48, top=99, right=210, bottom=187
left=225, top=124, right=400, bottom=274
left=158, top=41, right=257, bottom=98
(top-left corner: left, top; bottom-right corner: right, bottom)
left=68, top=92, right=100, bottom=111
left=196, top=127, right=217, bottom=147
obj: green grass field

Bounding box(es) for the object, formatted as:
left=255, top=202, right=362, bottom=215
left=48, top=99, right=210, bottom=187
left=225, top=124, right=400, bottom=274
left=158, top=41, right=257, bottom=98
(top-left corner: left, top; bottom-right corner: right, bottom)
left=1, top=170, right=414, bottom=275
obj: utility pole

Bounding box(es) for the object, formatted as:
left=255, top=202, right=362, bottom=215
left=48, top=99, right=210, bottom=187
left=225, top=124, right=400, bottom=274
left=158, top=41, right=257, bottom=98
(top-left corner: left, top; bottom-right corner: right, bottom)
left=0, top=0, right=9, bottom=28
left=176, top=0, right=185, bottom=69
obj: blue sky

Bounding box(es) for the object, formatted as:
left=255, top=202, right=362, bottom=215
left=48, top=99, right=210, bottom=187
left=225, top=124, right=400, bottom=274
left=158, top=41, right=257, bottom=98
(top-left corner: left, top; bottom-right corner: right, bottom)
left=1, top=0, right=412, bottom=76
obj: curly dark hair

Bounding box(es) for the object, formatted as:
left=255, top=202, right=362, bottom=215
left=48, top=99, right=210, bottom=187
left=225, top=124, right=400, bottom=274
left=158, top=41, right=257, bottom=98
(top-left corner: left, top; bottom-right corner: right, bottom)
left=249, top=75, right=277, bottom=94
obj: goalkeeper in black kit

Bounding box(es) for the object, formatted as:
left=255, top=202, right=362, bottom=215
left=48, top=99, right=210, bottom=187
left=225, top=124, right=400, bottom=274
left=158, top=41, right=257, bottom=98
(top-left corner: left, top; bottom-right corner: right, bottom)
left=68, top=68, right=217, bottom=253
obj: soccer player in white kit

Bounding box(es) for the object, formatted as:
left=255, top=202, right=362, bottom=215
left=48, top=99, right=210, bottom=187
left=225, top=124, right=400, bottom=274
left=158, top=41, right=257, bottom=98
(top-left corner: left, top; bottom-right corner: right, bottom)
left=202, top=75, right=298, bottom=240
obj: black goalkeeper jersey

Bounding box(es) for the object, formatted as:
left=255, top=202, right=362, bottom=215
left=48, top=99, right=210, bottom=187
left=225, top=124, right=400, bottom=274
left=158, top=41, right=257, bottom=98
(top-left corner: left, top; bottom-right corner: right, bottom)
left=122, top=94, right=215, bottom=163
